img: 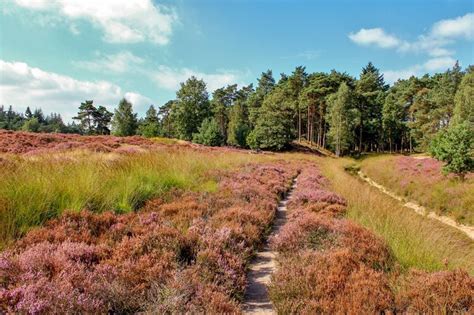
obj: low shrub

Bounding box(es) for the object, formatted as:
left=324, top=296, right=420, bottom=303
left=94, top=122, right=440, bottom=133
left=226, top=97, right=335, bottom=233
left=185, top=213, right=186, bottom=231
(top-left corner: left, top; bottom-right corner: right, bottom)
left=0, top=161, right=298, bottom=313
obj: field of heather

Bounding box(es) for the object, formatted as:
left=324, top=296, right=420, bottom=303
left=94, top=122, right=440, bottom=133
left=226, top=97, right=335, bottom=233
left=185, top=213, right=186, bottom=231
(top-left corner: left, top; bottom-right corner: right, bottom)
left=1, top=132, right=473, bottom=313
left=359, top=155, right=474, bottom=225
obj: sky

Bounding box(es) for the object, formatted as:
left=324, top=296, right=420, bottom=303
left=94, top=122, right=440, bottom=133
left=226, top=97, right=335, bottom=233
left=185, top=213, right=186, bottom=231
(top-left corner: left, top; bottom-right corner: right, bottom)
left=0, top=0, right=473, bottom=120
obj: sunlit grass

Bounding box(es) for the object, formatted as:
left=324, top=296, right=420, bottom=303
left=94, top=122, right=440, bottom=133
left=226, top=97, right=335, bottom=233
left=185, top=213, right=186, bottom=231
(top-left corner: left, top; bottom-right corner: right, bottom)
left=317, top=157, right=474, bottom=274
left=359, top=154, right=474, bottom=225
left=0, top=148, right=270, bottom=247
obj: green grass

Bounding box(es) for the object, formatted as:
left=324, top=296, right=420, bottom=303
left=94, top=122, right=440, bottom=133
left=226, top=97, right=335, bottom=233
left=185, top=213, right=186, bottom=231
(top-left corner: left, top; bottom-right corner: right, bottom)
left=0, top=149, right=268, bottom=247
left=359, top=154, right=474, bottom=225
left=318, top=157, right=474, bottom=274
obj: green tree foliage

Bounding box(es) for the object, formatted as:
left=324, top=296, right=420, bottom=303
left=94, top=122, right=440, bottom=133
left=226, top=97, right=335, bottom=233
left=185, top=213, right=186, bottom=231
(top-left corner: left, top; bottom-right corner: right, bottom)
left=192, top=117, right=224, bottom=146
left=211, top=84, right=237, bottom=140
left=173, top=76, right=210, bottom=140
left=158, top=100, right=177, bottom=138
left=73, top=100, right=97, bottom=134
left=430, top=61, right=463, bottom=127
left=247, top=84, right=294, bottom=150
left=430, top=122, right=473, bottom=179
left=21, top=117, right=40, bottom=132
left=2, top=61, right=472, bottom=159
left=24, top=107, right=32, bottom=119
left=112, top=98, right=138, bottom=136
left=355, top=62, right=387, bottom=153
left=248, top=70, right=275, bottom=128
left=93, top=106, right=113, bottom=135
left=326, top=82, right=355, bottom=156
left=453, top=68, right=474, bottom=126
left=74, top=100, right=113, bottom=135
left=138, top=105, right=160, bottom=138
left=383, top=87, right=407, bottom=152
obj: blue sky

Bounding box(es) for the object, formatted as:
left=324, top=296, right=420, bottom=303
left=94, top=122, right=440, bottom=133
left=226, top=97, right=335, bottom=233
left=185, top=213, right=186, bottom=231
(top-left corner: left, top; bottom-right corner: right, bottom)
left=1, top=0, right=473, bottom=120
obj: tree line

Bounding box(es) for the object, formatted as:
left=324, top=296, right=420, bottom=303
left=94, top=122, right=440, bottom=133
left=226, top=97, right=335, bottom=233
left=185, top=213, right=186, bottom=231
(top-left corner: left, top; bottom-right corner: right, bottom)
left=2, top=62, right=472, bottom=159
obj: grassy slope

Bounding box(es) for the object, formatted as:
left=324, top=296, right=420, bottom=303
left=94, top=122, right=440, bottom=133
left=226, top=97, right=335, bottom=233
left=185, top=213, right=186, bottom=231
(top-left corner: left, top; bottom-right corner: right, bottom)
left=359, top=154, right=474, bottom=225
left=0, top=148, right=273, bottom=247
left=317, top=156, right=474, bottom=274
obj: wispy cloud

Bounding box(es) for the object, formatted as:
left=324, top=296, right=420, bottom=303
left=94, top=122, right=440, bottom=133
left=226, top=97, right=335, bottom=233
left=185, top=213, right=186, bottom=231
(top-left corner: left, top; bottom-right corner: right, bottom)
left=281, top=50, right=321, bottom=60
left=73, top=51, right=145, bottom=73
left=350, top=13, right=471, bottom=83
left=0, top=60, right=153, bottom=120
left=152, top=66, right=248, bottom=92
left=349, top=28, right=400, bottom=48
left=383, top=56, right=457, bottom=84
left=9, top=0, right=178, bottom=45
left=349, top=12, right=473, bottom=57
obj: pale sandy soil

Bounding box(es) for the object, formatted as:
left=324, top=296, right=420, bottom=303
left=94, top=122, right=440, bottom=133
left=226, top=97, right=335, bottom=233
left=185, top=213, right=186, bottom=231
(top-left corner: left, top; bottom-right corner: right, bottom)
left=358, top=171, right=474, bottom=240
left=242, top=178, right=298, bottom=314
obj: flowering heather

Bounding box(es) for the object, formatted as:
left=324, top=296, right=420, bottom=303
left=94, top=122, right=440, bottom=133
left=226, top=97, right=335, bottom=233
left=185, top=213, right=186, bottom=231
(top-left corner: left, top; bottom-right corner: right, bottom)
left=396, top=269, right=474, bottom=313
left=0, top=130, right=158, bottom=154
left=361, top=155, right=474, bottom=225
left=0, top=161, right=298, bottom=313
left=269, top=164, right=473, bottom=313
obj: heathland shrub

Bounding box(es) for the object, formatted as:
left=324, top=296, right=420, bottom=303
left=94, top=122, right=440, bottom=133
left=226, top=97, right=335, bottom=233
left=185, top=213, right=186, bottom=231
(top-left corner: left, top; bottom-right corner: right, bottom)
left=269, top=164, right=473, bottom=313
left=1, top=161, right=298, bottom=313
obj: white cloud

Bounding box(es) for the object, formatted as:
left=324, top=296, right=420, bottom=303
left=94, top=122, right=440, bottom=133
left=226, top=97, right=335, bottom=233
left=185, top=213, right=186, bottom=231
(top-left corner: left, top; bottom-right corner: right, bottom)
left=383, top=67, right=421, bottom=84
left=152, top=66, right=246, bottom=92
left=383, top=57, right=458, bottom=84
left=423, top=56, right=457, bottom=71
left=349, top=28, right=401, bottom=48
left=0, top=60, right=152, bottom=120
left=73, top=51, right=144, bottom=73
left=349, top=12, right=473, bottom=57
left=10, top=0, right=178, bottom=45
left=432, top=13, right=474, bottom=39
left=124, top=92, right=154, bottom=111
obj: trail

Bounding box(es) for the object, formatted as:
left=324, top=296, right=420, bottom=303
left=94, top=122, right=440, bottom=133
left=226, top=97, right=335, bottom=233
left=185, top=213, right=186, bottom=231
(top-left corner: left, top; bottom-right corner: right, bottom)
left=242, top=177, right=298, bottom=314
left=357, top=171, right=474, bottom=241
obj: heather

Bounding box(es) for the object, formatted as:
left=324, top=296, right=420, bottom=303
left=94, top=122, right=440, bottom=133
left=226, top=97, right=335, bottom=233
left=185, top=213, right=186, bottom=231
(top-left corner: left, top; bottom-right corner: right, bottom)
left=0, top=132, right=274, bottom=247
left=319, top=157, right=474, bottom=273
left=268, top=164, right=473, bottom=313
left=0, top=162, right=298, bottom=313
left=360, top=154, right=474, bottom=225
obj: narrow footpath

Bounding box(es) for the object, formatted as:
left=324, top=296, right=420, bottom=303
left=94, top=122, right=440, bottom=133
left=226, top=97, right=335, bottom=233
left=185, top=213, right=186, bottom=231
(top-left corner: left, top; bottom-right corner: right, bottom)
left=358, top=171, right=474, bottom=241
left=242, top=177, right=298, bottom=314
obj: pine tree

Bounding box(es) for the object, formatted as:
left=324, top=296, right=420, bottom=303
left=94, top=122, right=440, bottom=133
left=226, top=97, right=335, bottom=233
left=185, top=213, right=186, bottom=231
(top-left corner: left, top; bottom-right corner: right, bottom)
left=25, top=107, right=32, bottom=119
left=158, top=100, right=177, bottom=138
left=94, top=106, right=113, bottom=135
left=139, top=105, right=160, bottom=138
left=326, top=82, right=355, bottom=156
left=453, top=69, right=473, bottom=126
left=173, top=76, right=211, bottom=140
left=73, top=100, right=97, bottom=134
left=355, top=63, right=386, bottom=153
left=192, top=117, right=224, bottom=146
left=211, top=84, right=237, bottom=141
left=430, top=121, right=473, bottom=180
left=248, top=70, right=275, bottom=128
left=247, top=84, right=294, bottom=150
left=112, top=98, right=138, bottom=136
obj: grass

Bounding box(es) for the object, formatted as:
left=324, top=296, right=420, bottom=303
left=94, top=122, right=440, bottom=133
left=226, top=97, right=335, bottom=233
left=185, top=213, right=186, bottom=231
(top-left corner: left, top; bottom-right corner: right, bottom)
left=0, top=148, right=271, bottom=247
left=317, top=157, right=474, bottom=274
left=359, top=154, right=474, bottom=225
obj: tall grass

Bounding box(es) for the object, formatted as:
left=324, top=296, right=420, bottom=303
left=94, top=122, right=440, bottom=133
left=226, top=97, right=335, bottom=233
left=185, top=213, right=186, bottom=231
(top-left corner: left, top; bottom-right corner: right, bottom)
left=360, top=154, right=474, bottom=225
left=0, top=149, right=268, bottom=247
left=318, top=157, right=474, bottom=274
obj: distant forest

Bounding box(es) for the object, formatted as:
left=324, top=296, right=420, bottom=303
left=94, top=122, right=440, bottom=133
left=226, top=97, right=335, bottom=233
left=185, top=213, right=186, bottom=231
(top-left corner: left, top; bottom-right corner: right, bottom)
left=1, top=62, right=473, bottom=156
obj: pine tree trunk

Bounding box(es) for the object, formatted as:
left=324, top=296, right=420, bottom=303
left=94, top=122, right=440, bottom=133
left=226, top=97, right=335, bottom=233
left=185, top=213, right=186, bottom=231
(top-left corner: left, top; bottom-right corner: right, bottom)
left=298, top=108, right=301, bottom=142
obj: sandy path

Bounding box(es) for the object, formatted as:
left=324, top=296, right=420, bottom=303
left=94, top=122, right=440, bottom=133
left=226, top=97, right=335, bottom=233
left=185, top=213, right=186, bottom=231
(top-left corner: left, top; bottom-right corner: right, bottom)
left=357, top=171, right=474, bottom=240
left=242, top=178, right=298, bottom=314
